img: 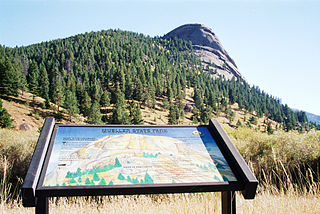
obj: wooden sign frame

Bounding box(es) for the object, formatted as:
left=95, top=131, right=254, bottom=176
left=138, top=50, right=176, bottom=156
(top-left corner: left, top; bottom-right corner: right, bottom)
left=22, top=118, right=258, bottom=214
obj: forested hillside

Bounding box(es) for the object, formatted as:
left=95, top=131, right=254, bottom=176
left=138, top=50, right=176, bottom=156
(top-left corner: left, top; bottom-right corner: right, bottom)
left=0, top=29, right=318, bottom=131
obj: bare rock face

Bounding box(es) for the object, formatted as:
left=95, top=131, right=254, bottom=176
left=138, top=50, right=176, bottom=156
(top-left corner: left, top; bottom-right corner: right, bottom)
left=164, top=24, right=244, bottom=80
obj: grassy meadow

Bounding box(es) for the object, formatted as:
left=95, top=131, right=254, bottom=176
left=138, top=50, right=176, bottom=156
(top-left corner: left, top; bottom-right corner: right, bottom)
left=1, top=127, right=320, bottom=213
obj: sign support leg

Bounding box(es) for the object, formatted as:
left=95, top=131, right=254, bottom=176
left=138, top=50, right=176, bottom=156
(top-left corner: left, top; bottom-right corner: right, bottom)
left=221, top=191, right=236, bottom=214
left=35, top=197, right=49, bottom=214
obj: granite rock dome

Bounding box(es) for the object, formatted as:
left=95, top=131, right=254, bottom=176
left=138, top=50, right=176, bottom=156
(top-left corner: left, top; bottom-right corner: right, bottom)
left=164, top=24, right=244, bottom=80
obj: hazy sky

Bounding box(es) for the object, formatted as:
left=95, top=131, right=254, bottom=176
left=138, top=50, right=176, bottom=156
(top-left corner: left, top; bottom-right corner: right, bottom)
left=1, top=0, right=319, bottom=115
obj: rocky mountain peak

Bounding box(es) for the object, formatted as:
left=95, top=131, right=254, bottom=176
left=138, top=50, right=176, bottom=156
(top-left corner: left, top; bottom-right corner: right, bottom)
left=164, top=24, right=244, bottom=80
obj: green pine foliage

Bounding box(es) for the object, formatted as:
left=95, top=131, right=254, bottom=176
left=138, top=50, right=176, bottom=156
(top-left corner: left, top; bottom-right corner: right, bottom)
left=87, top=101, right=102, bottom=124
left=111, top=85, right=130, bottom=124
left=0, top=30, right=311, bottom=130
left=129, top=102, right=143, bottom=125
left=64, top=90, right=79, bottom=120
left=52, top=76, right=65, bottom=112
left=100, top=90, right=110, bottom=107
left=80, top=91, right=92, bottom=117
left=27, top=60, right=40, bottom=98
left=168, top=105, right=179, bottom=125
left=267, top=122, right=274, bottom=135
left=0, top=99, right=13, bottom=128
left=0, top=51, right=20, bottom=97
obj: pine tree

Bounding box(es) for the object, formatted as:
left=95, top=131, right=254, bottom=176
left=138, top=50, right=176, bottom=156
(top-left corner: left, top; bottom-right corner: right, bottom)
left=125, top=73, right=133, bottom=99
left=133, top=78, right=144, bottom=101
left=100, top=90, right=110, bottom=107
left=111, top=85, right=130, bottom=124
left=208, top=91, right=217, bottom=110
left=200, top=106, right=211, bottom=124
left=0, top=99, right=13, bottom=128
left=194, top=88, right=203, bottom=109
left=87, top=101, right=102, bottom=124
left=27, top=60, right=40, bottom=99
left=0, top=57, right=19, bottom=97
left=39, top=63, right=50, bottom=108
left=52, top=77, right=65, bottom=112
left=228, top=87, right=236, bottom=105
left=17, top=69, right=28, bottom=95
left=80, top=91, right=92, bottom=117
left=267, top=122, right=274, bottom=135
left=130, top=102, right=143, bottom=124
left=90, top=78, right=102, bottom=102
left=143, top=84, right=155, bottom=108
left=168, top=105, right=178, bottom=125
left=220, top=97, right=228, bottom=111
left=116, top=69, right=125, bottom=92
left=166, top=84, right=174, bottom=102
left=64, top=91, right=79, bottom=121
left=163, top=97, right=170, bottom=110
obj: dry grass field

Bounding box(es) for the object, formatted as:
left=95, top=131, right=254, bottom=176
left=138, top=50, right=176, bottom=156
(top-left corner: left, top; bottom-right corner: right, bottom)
left=1, top=126, right=320, bottom=213
left=1, top=91, right=320, bottom=213
left=1, top=191, right=320, bottom=214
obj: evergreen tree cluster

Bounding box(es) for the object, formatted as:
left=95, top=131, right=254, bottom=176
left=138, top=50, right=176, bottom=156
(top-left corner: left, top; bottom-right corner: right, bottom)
left=0, top=29, right=312, bottom=131
left=190, top=72, right=309, bottom=131
left=0, top=46, right=24, bottom=98
left=6, top=30, right=196, bottom=124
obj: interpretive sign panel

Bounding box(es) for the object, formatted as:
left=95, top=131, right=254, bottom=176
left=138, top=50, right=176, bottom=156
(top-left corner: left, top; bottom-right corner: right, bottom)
left=22, top=118, right=258, bottom=214
left=41, top=126, right=237, bottom=188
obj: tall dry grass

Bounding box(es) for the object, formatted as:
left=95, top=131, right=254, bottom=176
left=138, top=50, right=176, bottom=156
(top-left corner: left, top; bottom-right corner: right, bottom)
left=226, top=127, right=320, bottom=194
left=0, top=127, right=320, bottom=213
left=0, top=129, right=38, bottom=203
left=1, top=191, right=320, bottom=214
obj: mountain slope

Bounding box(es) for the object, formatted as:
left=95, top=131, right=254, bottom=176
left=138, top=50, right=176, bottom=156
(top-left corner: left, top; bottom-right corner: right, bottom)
left=164, top=24, right=243, bottom=80
left=0, top=24, right=312, bottom=132
left=306, top=112, right=320, bottom=125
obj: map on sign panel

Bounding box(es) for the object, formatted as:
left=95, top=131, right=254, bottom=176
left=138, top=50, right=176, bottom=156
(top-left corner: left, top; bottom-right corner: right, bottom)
left=42, top=126, right=236, bottom=187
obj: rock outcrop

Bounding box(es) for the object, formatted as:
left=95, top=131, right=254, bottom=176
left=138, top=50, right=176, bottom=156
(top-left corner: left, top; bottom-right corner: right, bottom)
left=164, top=24, right=244, bottom=80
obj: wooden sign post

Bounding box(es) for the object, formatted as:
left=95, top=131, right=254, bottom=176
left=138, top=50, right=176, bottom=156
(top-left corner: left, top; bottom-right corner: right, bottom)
left=22, top=118, right=257, bottom=214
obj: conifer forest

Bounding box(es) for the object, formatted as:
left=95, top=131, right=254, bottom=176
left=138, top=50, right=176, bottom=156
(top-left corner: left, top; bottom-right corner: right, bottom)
left=0, top=29, right=317, bottom=131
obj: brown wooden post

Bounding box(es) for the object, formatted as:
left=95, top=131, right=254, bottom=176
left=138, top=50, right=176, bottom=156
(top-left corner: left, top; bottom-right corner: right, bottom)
left=222, top=191, right=236, bottom=214
left=35, top=197, right=49, bottom=214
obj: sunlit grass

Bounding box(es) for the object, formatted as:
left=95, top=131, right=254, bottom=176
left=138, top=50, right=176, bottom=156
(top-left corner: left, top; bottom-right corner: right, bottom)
left=1, top=127, right=320, bottom=213
left=0, top=129, right=38, bottom=203
left=226, top=127, right=320, bottom=193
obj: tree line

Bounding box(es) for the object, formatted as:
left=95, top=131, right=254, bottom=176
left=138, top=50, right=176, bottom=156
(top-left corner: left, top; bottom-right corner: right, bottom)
left=0, top=29, right=318, bottom=131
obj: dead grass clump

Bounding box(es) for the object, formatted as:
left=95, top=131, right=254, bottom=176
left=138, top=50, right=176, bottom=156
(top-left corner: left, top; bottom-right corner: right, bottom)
left=238, top=188, right=320, bottom=214
left=0, top=193, right=221, bottom=214
left=0, top=129, right=38, bottom=202
left=227, top=127, right=320, bottom=193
